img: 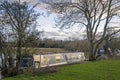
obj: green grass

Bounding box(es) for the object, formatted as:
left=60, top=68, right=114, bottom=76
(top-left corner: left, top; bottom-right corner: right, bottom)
left=3, top=60, right=120, bottom=80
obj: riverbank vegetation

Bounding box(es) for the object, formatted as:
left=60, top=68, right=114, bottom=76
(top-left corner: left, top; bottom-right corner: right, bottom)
left=8, top=48, right=69, bottom=54
left=3, top=60, right=120, bottom=80
left=0, top=0, right=120, bottom=79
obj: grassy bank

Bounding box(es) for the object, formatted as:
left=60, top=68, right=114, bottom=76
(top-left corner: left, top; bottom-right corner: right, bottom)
left=3, top=60, right=120, bottom=80
left=12, top=48, right=69, bottom=54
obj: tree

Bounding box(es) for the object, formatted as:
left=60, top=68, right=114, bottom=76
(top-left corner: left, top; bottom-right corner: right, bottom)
left=43, top=0, right=120, bottom=60
left=25, top=30, right=41, bottom=47
left=0, top=0, right=40, bottom=75
left=0, top=18, right=16, bottom=76
left=105, top=27, right=120, bottom=51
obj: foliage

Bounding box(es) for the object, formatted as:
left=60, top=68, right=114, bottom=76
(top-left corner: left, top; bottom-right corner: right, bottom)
left=24, top=30, right=41, bottom=47
left=39, top=39, right=89, bottom=52
left=109, top=37, right=120, bottom=51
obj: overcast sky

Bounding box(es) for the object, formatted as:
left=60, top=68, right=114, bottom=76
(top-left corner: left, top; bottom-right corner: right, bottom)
left=7, top=0, right=86, bottom=40
left=8, top=0, right=120, bottom=40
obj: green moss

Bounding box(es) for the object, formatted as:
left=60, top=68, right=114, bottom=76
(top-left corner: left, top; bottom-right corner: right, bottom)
left=3, top=60, right=120, bottom=80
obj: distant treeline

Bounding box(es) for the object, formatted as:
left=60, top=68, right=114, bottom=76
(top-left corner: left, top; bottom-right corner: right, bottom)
left=39, top=39, right=89, bottom=52
left=39, top=37, right=120, bottom=52
left=7, top=37, right=120, bottom=52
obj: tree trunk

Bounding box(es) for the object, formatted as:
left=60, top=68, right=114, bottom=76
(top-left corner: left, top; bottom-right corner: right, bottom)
left=89, top=41, right=96, bottom=61
left=16, top=39, right=22, bottom=72
left=87, top=27, right=96, bottom=61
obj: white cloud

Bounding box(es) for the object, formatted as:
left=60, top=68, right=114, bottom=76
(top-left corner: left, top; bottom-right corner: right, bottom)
left=9, top=0, right=48, bottom=9
left=8, top=0, right=86, bottom=40
left=42, top=29, right=86, bottom=40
